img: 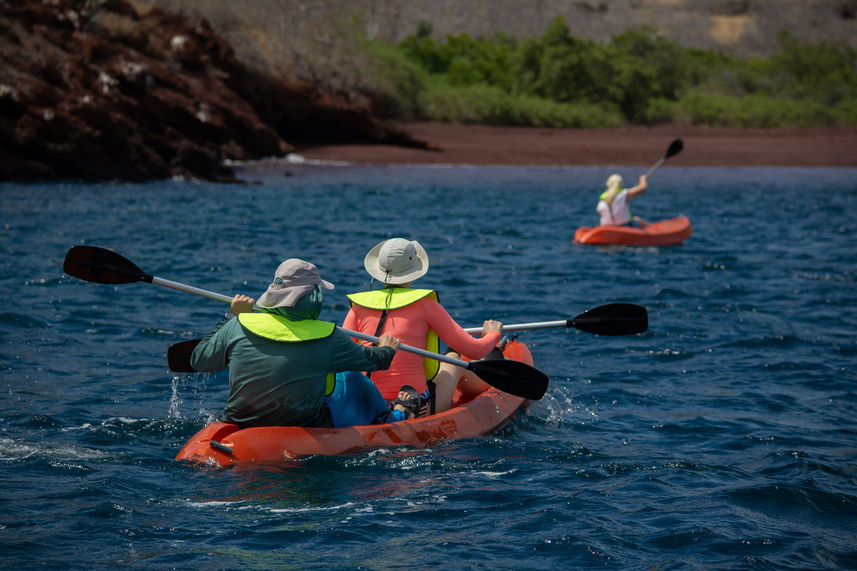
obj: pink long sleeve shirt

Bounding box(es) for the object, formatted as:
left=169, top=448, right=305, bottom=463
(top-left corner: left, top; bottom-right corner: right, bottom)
left=342, top=297, right=501, bottom=399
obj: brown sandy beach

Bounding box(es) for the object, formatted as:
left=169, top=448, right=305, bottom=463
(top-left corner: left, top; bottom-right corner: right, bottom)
left=296, top=123, right=857, bottom=167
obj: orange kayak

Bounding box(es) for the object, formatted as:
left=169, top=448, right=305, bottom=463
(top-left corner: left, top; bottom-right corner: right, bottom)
left=175, top=339, right=534, bottom=466
left=574, top=215, right=692, bottom=246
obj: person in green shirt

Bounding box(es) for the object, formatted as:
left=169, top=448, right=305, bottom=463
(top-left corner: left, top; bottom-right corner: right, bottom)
left=191, top=258, right=400, bottom=428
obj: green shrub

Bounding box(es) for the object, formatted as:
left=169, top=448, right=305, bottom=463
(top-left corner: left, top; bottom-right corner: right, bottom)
left=420, top=83, right=621, bottom=127
left=676, top=92, right=839, bottom=127
left=363, top=41, right=430, bottom=120
left=832, top=97, right=857, bottom=124
left=366, top=16, right=857, bottom=127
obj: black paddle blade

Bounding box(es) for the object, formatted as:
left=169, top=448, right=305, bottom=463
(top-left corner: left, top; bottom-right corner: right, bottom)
left=665, top=138, right=683, bottom=159
left=569, top=303, right=648, bottom=336
left=168, top=339, right=201, bottom=372
left=63, top=246, right=149, bottom=284
left=466, top=359, right=548, bottom=400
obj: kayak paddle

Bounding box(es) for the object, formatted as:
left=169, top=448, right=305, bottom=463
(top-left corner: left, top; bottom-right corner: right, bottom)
left=644, top=138, right=683, bottom=179
left=167, top=330, right=549, bottom=401
left=462, top=303, right=648, bottom=336
left=65, top=245, right=550, bottom=400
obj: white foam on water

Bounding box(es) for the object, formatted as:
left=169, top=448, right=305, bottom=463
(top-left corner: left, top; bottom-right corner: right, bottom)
left=0, top=436, right=111, bottom=462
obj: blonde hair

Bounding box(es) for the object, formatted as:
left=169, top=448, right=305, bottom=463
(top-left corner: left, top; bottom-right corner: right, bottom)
left=605, top=174, right=623, bottom=192
left=602, top=174, right=623, bottom=205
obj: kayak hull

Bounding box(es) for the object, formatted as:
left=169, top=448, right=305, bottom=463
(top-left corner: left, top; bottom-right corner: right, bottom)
left=175, top=339, right=534, bottom=466
left=574, top=215, right=692, bottom=246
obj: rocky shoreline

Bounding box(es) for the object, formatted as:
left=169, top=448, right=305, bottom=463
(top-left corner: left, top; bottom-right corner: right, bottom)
left=0, top=0, right=424, bottom=182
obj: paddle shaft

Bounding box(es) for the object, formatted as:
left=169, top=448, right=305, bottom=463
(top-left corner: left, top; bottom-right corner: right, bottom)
left=149, top=276, right=234, bottom=304
left=463, top=319, right=570, bottom=334
left=342, top=328, right=470, bottom=369
left=644, top=157, right=666, bottom=179
left=643, top=138, right=683, bottom=179
left=461, top=303, right=648, bottom=336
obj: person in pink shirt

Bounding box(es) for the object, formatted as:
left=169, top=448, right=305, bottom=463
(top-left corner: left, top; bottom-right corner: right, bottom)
left=343, top=238, right=503, bottom=418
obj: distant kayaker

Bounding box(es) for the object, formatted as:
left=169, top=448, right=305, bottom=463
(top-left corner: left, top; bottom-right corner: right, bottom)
left=597, top=173, right=649, bottom=228
left=190, top=258, right=401, bottom=428
left=343, top=238, right=503, bottom=419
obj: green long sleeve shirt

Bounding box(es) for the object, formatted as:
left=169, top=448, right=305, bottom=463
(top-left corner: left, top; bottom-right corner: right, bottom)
left=190, top=317, right=395, bottom=428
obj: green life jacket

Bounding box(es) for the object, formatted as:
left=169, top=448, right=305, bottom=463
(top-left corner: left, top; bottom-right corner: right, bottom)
left=346, top=288, right=440, bottom=381
left=237, top=312, right=337, bottom=394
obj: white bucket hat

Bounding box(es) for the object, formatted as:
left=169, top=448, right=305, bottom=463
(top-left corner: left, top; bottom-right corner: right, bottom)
left=256, top=258, right=334, bottom=308
left=363, top=238, right=429, bottom=284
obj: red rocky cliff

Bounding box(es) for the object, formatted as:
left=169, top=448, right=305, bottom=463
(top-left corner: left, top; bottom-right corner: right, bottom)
left=0, top=0, right=424, bottom=182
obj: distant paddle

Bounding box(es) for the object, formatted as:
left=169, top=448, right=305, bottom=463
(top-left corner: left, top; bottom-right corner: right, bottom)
left=65, top=246, right=550, bottom=400
left=644, top=138, right=683, bottom=179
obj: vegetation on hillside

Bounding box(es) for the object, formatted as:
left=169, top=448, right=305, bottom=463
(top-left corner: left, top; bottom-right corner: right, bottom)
left=364, top=17, right=857, bottom=128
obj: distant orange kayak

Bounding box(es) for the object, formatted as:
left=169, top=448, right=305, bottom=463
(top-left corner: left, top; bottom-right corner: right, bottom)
left=574, top=215, right=692, bottom=246
left=175, top=339, right=534, bottom=466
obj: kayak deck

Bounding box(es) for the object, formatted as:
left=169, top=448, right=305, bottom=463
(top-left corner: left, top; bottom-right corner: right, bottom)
left=175, top=339, right=534, bottom=466
left=574, top=215, right=692, bottom=246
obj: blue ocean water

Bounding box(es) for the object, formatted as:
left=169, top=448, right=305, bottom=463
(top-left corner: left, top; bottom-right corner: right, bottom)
left=2, top=161, right=856, bottom=569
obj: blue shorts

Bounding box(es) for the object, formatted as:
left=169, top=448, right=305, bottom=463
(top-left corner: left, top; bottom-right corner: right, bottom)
left=323, top=371, right=390, bottom=428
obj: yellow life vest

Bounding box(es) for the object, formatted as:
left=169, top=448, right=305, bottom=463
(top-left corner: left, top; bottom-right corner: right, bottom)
left=346, top=288, right=440, bottom=381
left=237, top=312, right=337, bottom=395
left=238, top=312, right=336, bottom=341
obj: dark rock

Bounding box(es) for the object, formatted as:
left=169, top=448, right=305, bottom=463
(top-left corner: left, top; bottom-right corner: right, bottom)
left=0, top=0, right=425, bottom=182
